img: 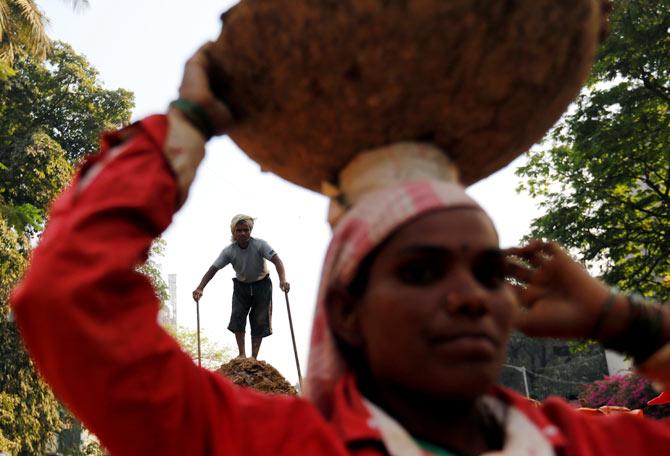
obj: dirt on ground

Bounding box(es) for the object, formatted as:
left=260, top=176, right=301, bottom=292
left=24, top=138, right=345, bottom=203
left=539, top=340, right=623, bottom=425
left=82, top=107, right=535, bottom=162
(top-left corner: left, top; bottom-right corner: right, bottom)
left=216, top=357, right=298, bottom=396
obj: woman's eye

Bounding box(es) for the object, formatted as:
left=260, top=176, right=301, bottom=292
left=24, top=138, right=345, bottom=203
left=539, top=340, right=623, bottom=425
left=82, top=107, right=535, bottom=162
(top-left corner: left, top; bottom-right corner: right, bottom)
left=396, top=260, right=445, bottom=285
left=473, top=255, right=506, bottom=289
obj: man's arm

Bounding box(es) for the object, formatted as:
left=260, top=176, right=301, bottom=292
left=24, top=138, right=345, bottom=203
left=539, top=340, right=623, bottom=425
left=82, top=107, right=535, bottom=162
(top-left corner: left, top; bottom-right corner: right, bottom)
left=270, top=254, right=290, bottom=292
left=193, top=265, right=219, bottom=302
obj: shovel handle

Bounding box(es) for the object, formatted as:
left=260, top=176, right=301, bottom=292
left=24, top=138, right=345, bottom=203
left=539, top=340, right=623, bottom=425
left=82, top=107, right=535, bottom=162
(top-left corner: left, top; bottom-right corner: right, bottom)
left=284, top=290, right=303, bottom=391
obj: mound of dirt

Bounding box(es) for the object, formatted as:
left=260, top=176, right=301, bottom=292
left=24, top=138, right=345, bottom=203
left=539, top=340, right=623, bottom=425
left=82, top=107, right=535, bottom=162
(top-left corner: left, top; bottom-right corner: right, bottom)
left=217, top=358, right=298, bottom=395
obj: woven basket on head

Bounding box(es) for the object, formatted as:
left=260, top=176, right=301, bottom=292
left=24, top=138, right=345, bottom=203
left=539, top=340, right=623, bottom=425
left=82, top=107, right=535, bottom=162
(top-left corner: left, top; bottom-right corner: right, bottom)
left=210, top=0, right=611, bottom=193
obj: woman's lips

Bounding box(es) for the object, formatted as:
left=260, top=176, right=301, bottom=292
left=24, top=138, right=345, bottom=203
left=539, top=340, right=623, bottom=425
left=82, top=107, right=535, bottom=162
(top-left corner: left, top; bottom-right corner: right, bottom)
left=429, top=332, right=499, bottom=359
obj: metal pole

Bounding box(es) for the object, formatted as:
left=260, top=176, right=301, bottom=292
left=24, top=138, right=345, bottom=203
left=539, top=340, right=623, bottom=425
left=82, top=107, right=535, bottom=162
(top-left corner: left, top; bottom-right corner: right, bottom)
left=284, top=291, right=303, bottom=391
left=196, top=299, right=202, bottom=367
left=504, top=364, right=531, bottom=399
left=521, top=366, right=530, bottom=398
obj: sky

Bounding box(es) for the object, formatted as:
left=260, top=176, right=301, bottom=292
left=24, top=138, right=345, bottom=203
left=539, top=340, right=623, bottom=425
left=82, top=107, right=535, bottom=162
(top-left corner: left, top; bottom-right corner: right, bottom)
left=42, top=0, right=544, bottom=385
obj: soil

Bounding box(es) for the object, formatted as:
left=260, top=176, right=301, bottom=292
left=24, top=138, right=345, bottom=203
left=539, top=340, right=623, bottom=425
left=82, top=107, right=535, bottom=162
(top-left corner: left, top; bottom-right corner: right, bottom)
left=209, top=0, right=611, bottom=192
left=216, top=357, right=298, bottom=395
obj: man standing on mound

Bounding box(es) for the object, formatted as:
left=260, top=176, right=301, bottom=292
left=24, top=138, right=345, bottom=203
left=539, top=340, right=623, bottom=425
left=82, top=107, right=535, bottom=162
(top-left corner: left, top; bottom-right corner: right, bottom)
left=193, top=214, right=289, bottom=359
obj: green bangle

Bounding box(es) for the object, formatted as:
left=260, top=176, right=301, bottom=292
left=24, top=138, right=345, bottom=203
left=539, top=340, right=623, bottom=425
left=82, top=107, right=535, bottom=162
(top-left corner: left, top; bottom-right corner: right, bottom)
left=170, top=98, right=215, bottom=139
left=590, top=290, right=617, bottom=339
left=603, top=294, right=667, bottom=364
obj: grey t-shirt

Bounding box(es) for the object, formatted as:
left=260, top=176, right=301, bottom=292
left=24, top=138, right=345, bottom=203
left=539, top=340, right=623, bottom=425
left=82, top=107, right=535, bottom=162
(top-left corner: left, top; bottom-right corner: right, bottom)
left=212, top=238, right=276, bottom=283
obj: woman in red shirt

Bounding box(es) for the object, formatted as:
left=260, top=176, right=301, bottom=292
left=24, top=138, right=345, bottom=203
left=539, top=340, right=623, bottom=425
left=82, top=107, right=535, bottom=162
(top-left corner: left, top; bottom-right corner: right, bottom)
left=11, top=45, right=670, bottom=456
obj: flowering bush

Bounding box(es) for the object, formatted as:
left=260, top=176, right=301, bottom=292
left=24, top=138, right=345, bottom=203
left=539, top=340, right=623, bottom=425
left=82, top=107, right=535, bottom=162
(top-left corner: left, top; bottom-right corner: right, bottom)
left=580, top=373, right=670, bottom=419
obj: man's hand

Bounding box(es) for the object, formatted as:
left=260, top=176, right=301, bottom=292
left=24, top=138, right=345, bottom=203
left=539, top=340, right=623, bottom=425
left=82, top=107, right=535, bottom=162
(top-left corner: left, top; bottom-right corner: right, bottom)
left=504, top=240, right=615, bottom=340
left=192, top=288, right=204, bottom=303
left=280, top=281, right=290, bottom=293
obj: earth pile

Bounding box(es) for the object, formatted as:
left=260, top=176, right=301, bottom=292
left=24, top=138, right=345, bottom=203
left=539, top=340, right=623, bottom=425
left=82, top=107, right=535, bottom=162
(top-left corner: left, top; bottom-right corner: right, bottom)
left=217, top=357, right=298, bottom=395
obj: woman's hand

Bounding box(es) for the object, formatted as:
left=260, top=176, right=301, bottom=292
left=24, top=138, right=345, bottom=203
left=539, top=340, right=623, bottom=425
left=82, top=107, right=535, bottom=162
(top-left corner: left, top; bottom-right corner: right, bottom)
left=176, top=42, right=232, bottom=137
left=504, top=240, right=623, bottom=340
left=165, top=42, right=233, bottom=205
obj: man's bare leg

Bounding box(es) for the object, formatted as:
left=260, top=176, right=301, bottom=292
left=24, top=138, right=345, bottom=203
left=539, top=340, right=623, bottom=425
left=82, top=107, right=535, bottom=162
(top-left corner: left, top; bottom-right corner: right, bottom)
left=251, top=337, right=262, bottom=359
left=234, top=332, right=246, bottom=358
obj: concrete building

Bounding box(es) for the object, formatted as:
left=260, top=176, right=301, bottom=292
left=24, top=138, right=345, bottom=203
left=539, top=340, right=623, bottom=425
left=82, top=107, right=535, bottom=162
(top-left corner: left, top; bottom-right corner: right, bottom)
left=159, top=273, right=178, bottom=327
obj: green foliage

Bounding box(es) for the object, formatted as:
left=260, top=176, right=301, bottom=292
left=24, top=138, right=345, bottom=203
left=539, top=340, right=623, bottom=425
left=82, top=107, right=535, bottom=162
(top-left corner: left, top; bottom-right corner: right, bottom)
left=0, top=0, right=90, bottom=64
left=0, top=218, right=65, bottom=454
left=0, top=312, right=64, bottom=455
left=0, top=0, right=50, bottom=64
left=517, top=0, right=670, bottom=302
left=0, top=61, right=16, bottom=79
left=164, top=324, right=233, bottom=370
left=0, top=203, right=42, bottom=234
left=0, top=41, right=133, bottom=235
left=80, top=439, right=105, bottom=456
left=0, top=41, right=134, bottom=164
left=0, top=40, right=133, bottom=454
left=0, top=132, right=73, bottom=234
left=137, top=237, right=170, bottom=306
left=56, top=406, right=105, bottom=456
left=0, top=393, right=20, bottom=455
left=0, top=217, right=27, bottom=301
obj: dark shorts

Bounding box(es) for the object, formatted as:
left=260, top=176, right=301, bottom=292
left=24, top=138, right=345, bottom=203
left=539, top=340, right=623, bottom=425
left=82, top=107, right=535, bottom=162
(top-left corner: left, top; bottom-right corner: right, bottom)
left=228, top=276, right=273, bottom=338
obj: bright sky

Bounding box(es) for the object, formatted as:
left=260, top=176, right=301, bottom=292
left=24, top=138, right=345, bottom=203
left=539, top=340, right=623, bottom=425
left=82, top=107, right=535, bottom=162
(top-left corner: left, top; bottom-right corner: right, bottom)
left=43, top=0, right=542, bottom=385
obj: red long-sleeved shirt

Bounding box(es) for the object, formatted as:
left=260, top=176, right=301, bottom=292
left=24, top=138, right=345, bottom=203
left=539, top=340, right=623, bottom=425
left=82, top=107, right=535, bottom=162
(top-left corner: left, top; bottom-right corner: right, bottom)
left=11, top=116, right=670, bottom=455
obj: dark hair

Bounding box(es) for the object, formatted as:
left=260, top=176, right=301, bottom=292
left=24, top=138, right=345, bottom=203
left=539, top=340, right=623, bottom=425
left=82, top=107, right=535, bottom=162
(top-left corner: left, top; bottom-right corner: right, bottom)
left=331, top=242, right=386, bottom=375
left=346, top=242, right=385, bottom=297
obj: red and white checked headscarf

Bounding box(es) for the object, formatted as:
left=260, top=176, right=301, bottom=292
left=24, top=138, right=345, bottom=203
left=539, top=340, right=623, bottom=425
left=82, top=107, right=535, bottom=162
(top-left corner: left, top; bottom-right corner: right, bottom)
left=305, top=179, right=487, bottom=416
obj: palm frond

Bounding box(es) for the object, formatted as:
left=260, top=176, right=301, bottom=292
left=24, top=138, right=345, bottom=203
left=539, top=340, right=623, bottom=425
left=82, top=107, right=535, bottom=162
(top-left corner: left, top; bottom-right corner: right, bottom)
left=0, top=44, right=15, bottom=64
left=12, top=0, right=50, bottom=59
left=0, top=1, right=10, bottom=39
left=61, top=0, right=90, bottom=13
left=14, top=0, right=48, bottom=34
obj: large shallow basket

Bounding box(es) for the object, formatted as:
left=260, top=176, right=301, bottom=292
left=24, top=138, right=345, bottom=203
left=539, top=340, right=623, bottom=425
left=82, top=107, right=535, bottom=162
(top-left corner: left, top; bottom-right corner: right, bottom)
left=210, top=0, right=610, bottom=192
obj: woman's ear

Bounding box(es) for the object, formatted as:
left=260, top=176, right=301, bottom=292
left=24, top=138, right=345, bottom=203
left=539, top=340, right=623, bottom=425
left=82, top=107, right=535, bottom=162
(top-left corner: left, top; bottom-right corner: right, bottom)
left=325, top=286, right=363, bottom=347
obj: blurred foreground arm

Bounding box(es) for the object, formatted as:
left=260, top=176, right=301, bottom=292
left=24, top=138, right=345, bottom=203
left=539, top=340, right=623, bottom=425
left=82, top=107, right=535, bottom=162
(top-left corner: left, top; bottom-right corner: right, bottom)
left=10, top=45, right=238, bottom=455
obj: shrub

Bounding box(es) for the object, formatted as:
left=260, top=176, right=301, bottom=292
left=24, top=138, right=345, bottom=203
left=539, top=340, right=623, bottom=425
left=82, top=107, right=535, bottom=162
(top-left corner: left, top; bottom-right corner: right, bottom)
left=580, top=373, right=670, bottom=419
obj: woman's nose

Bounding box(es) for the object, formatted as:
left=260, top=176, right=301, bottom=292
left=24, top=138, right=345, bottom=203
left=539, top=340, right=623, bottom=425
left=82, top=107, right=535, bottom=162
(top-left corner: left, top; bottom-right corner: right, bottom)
left=443, top=271, right=489, bottom=317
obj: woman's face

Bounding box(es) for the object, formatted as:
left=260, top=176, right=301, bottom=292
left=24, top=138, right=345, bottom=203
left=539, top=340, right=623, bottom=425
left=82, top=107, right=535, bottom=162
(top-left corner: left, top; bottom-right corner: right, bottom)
left=351, top=208, right=517, bottom=400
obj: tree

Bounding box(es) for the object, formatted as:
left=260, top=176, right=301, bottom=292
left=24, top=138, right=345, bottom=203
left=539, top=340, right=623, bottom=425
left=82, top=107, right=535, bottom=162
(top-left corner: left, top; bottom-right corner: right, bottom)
left=164, top=324, right=233, bottom=370
left=1, top=216, right=65, bottom=455
left=517, top=0, right=670, bottom=301
left=138, top=237, right=170, bottom=306
left=0, top=0, right=50, bottom=63
left=0, top=0, right=89, bottom=64
left=0, top=41, right=134, bottom=165
left=0, top=132, right=72, bottom=234
left=0, top=217, right=65, bottom=455
left=0, top=41, right=133, bottom=455
left=57, top=406, right=105, bottom=456
left=0, top=41, right=134, bottom=230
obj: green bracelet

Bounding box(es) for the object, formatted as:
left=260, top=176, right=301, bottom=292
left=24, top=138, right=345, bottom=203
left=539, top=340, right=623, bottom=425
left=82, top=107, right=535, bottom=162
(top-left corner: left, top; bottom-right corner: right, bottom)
left=603, top=293, right=668, bottom=364
left=170, top=98, right=215, bottom=139
left=590, top=290, right=617, bottom=339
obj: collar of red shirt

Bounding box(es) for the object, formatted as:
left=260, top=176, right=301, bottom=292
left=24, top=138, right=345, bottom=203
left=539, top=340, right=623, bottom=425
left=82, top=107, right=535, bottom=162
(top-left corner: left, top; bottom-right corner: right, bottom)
left=327, top=372, right=567, bottom=452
